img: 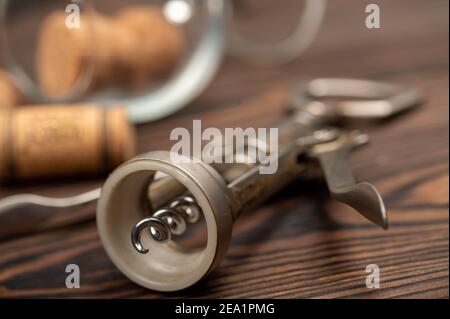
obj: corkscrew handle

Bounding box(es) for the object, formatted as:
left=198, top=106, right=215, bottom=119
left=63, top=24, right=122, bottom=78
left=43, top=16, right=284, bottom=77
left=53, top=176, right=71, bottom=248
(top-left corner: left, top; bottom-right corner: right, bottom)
left=0, top=188, right=100, bottom=239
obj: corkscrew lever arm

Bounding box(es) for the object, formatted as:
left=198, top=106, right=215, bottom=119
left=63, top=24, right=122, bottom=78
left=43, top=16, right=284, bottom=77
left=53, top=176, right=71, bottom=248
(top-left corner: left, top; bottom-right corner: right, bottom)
left=291, top=78, right=425, bottom=229
left=0, top=188, right=101, bottom=239
left=309, top=131, right=388, bottom=229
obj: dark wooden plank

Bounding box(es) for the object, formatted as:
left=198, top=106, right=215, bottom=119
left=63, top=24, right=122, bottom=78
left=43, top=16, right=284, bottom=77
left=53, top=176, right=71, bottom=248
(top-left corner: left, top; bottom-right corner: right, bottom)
left=0, top=0, right=448, bottom=298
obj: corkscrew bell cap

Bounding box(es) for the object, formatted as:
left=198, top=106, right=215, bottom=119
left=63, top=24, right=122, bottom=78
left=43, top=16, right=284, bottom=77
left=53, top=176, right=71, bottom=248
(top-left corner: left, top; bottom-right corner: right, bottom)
left=96, top=151, right=234, bottom=291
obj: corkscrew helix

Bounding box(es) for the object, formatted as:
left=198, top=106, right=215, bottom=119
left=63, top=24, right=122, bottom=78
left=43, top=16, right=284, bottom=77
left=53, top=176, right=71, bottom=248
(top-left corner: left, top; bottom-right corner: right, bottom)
left=131, top=194, right=201, bottom=253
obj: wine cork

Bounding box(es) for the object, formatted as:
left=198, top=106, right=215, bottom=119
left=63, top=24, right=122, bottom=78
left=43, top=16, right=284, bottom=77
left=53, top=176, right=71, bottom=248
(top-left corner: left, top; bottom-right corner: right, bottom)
left=36, top=6, right=185, bottom=98
left=116, top=6, right=185, bottom=85
left=0, top=70, right=23, bottom=108
left=0, top=104, right=136, bottom=182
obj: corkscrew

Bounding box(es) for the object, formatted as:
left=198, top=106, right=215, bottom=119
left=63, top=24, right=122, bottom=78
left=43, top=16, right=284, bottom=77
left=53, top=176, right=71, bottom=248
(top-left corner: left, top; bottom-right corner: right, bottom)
left=0, top=78, right=423, bottom=292
left=95, top=78, right=423, bottom=291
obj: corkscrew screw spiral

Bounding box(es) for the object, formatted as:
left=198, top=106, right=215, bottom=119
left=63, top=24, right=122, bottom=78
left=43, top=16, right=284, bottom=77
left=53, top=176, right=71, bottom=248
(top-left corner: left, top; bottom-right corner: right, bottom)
left=131, top=195, right=202, bottom=254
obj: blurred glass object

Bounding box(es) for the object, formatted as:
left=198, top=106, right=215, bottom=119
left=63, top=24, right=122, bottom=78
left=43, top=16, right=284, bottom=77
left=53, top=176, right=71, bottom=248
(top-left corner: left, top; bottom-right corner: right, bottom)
left=229, top=0, right=326, bottom=65
left=0, top=0, right=96, bottom=100
left=0, top=0, right=326, bottom=123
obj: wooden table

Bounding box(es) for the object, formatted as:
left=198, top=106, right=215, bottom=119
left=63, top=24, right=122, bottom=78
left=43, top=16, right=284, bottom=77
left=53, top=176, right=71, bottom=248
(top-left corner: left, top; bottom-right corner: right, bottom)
left=0, top=0, right=448, bottom=298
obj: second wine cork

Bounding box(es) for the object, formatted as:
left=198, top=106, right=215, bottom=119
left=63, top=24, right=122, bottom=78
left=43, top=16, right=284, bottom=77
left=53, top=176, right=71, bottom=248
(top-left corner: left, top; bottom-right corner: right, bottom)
left=0, top=104, right=136, bottom=182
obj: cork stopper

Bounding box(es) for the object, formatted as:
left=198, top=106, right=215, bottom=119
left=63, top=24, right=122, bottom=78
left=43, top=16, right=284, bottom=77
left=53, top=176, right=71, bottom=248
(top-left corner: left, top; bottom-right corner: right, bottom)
left=36, top=6, right=185, bottom=98
left=0, top=70, right=23, bottom=108
left=0, top=104, right=136, bottom=182
left=35, top=12, right=92, bottom=98
left=116, top=6, right=186, bottom=86
left=104, top=106, right=136, bottom=170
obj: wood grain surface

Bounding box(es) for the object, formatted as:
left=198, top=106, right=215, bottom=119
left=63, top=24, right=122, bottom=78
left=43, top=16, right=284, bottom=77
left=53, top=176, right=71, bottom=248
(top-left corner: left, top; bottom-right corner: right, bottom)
left=0, top=0, right=448, bottom=298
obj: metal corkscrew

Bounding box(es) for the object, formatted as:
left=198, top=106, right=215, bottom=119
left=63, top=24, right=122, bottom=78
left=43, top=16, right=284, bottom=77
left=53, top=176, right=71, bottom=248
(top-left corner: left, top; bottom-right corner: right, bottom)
left=124, top=78, right=422, bottom=259
left=131, top=194, right=201, bottom=253
left=0, top=78, right=423, bottom=292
